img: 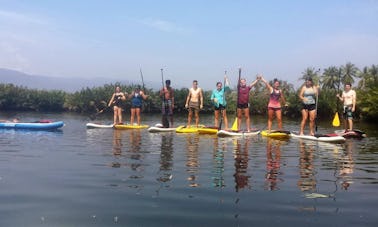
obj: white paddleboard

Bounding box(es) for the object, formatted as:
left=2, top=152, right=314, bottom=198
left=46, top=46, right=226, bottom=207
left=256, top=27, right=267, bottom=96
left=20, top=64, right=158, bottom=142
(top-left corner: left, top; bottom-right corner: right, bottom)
left=86, top=123, right=114, bottom=129
left=290, top=132, right=345, bottom=142
left=217, top=129, right=260, bottom=137
left=148, top=123, right=176, bottom=133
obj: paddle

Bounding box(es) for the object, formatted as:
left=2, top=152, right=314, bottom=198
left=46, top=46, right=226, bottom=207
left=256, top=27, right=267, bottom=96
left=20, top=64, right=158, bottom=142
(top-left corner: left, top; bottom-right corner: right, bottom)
left=140, top=68, right=147, bottom=111
left=231, top=68, right=242, bottom=131
left=89, top=105, right=110, bottom=120
left=332, top=72, right=341, bottom=127
left=315, top=85, right=319, bottom=132
left=161, top=69, right=169, bottom=128
left=218, top=71, right=227, bottom=130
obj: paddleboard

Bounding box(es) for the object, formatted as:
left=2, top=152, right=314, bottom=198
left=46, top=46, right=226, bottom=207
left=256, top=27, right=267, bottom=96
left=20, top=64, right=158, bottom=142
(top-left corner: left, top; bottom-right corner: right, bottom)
left=260, top=130, right=291, bottom=139
left=334, top=129, right=367, bottom=138
left=0, top=121, right=64, bottom=130
left=175, top=125, right=204, bottom=133
left=217, top=129, right=260, bottom=137
left=114, top=124, right=149, bottom=129
left=86, top=123, right=114, bottom=129
left=197, top=127, right=218, bottom=134
left=290, top=132, right=346, bottom=142
left=148, top=124, right=176, bottom=133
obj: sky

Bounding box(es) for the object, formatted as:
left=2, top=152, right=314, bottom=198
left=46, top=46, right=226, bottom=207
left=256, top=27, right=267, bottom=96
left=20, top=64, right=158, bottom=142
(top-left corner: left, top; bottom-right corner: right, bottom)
left=1, top=0, right=377, bottom=90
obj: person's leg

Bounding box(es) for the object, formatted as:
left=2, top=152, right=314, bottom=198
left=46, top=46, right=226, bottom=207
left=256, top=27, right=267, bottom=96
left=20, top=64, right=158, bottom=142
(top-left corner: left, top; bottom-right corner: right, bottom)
left=118, top=108, right=123, bottom=124
left=187, top=109, right=193, bottom=127
left=113, top=106, right=118, bottom=124
left=195, top=109, right=199, bottom=127
left=309, top=110, right=316, bottom=136
left=136, top=108, right=141, bottom=125
left=275, top=109, right=282, bottom=130
left=214, top=110, right=219, bottom=127
left=300, top=109, right=308, bottom=135
left=130, top=108, right=135, bottom=125
left=223, top=109, right=229, bottom=130
left=244, top=108, right=250, bottom=132
left=267, top=108, right=274, bottom=131
left=237, top=108, right=242, bottom=131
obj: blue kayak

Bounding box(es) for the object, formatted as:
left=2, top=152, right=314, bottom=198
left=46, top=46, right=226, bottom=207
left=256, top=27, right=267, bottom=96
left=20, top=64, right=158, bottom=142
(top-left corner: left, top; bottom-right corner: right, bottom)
left=0, top=121, right=64, bottom=130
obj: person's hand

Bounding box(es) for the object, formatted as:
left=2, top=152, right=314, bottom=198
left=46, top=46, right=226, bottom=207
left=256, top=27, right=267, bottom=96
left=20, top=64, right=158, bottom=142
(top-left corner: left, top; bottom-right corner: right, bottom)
left=336, top=94, right=340, bottom=98
left=185, top=104, right=188, bottom=108
left=213, top=98, right=218, bottom=103
left=200, top=104, right=203, bottom=109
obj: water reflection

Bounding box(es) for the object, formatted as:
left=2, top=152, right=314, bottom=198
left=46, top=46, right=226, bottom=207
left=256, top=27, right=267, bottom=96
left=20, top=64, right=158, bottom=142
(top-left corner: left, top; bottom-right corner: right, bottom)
left=185, top=134, right=200, bottom=187
left=264, top=138, right=283, bottom=191
left=126, top=130, right=144, bottom=173
left=338, top=140, right=354, bottom=190
left=211, top=137, right=226, bottom=188
left=157, top=134, right=174, bottom=183
left=112, top=129, right=122, bottom=156
left=233, top=138, right=251, bottom=192
left=297, top=140, right=317, bottom=192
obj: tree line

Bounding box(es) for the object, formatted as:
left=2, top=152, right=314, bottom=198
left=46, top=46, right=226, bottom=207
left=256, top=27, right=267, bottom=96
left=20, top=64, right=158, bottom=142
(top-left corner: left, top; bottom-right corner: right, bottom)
left=0, top=63, right=377, bottom=121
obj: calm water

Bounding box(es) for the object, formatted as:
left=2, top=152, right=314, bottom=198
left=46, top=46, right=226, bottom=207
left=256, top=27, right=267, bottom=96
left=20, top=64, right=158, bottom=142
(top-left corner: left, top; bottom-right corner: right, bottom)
left=0, top=112, right=377, bottom=227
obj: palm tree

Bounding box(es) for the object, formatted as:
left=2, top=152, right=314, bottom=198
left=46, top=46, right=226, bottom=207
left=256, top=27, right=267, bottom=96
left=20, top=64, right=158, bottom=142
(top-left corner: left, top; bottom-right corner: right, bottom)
left=299, top=67, right=321, bottom=85
left=321, top=66, right=340, bottom=91
left=341, top=62, right=359, bottom=85
left=357, top=66, right=369, bottom=89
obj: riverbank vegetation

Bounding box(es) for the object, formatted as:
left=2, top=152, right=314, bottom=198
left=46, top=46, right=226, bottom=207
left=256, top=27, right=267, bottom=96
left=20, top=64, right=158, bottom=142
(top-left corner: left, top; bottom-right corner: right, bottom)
left=1, top=63, right=377, bottom=121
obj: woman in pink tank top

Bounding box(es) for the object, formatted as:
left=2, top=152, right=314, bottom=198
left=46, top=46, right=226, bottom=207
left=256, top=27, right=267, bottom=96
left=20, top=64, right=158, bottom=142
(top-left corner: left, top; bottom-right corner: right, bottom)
left=261, top=77, right=286, bottom=132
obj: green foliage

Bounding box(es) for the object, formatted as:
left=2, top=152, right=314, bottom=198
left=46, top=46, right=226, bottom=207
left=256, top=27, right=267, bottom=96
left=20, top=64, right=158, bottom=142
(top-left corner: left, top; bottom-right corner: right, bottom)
left=0, top=63, right=377, bottom=122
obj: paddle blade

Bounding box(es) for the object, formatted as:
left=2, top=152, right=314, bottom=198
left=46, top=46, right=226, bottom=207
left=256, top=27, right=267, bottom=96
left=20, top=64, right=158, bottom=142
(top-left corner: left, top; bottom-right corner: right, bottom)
left=231, top=118, right=238, bottom=131
left=332, top=112, right=340, bottom=127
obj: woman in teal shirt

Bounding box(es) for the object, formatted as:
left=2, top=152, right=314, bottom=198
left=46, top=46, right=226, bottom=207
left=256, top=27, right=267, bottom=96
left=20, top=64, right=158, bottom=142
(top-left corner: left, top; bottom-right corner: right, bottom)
left=211, top=76, right=230, bottom=130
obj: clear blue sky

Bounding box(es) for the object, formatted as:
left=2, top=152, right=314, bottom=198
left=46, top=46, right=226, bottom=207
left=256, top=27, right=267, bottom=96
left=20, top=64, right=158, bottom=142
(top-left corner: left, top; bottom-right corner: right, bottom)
left=1, top=0, right=377, bottom=90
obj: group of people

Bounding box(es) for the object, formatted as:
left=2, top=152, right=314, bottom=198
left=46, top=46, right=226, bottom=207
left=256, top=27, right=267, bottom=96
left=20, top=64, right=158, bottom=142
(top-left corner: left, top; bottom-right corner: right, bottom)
left=108, top=85, right=148, bottom=125
left=106, top=75, right=356, bottom=135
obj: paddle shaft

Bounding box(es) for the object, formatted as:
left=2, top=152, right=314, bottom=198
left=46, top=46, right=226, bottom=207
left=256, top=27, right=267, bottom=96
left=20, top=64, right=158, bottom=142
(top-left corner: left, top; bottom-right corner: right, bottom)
left=315, top=86, right=319, bottom=132
left=234, top=68, right=242, bottom=128
left=218, top=71, right=227, bottom=130
left=161, top=69, right=169, bottom=127
left=140, top=68, right=145, bottom=92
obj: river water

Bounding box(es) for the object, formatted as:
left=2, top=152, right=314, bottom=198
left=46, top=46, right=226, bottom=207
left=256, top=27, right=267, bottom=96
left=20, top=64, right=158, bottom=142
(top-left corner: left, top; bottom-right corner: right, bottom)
left=0, top=112, right=377, bottom=227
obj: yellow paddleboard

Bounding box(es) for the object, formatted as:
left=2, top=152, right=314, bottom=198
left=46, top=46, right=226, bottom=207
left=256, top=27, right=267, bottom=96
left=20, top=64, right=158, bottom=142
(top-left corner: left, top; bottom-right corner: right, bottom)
left=261, top=130, right=291, bottom=139
left=176, top=125, right=204, bottom=133
left=197, top=127, right=218, bottom=134
left=114, top=124, right=149, bottom=129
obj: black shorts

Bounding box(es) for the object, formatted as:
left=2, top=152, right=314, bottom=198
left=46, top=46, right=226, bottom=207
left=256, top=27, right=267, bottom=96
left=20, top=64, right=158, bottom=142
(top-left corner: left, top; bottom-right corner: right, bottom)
left=302, top=104, right=316, bottom=111
left=237, top=103, right=249, bottom=109
left=214, top=104, right=226, bottom=111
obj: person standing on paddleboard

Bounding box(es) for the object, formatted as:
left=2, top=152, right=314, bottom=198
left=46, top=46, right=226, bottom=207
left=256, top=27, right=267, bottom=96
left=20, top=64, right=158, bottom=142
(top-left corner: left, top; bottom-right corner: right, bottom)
left=108, top=86, right=126, bottom=125
left=211, top=76, right=230, bottom=130
left=336, top=82, right=356, bottom=132
left=298, top=77, right=319, bottom=136
left=260, top=76, right=287, bottom=132
left=185, top=80, right=203, bottom=128
left=128, top=86, right=148, bottom=126
left=237, top=77, right=259, bottom=132
left=160, top=79, right=174, bottom=128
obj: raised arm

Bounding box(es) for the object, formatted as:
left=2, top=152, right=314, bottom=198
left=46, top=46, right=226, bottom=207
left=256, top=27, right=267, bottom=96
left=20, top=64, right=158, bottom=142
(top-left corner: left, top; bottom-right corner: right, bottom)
left=260, top=76, right=272, bottom=92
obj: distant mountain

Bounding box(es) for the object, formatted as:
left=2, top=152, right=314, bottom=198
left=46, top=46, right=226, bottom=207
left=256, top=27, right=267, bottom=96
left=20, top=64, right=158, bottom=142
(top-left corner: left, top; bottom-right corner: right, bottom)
left=0, top=68, right=160, bottom=92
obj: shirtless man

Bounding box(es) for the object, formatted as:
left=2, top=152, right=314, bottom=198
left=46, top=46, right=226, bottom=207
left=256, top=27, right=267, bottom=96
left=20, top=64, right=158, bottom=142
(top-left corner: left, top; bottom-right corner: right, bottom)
left=185, top=80, right=203, bottom=128
left=160, top=79, right=174, bottom=128
left=337, top=82, right=356, bottom=132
